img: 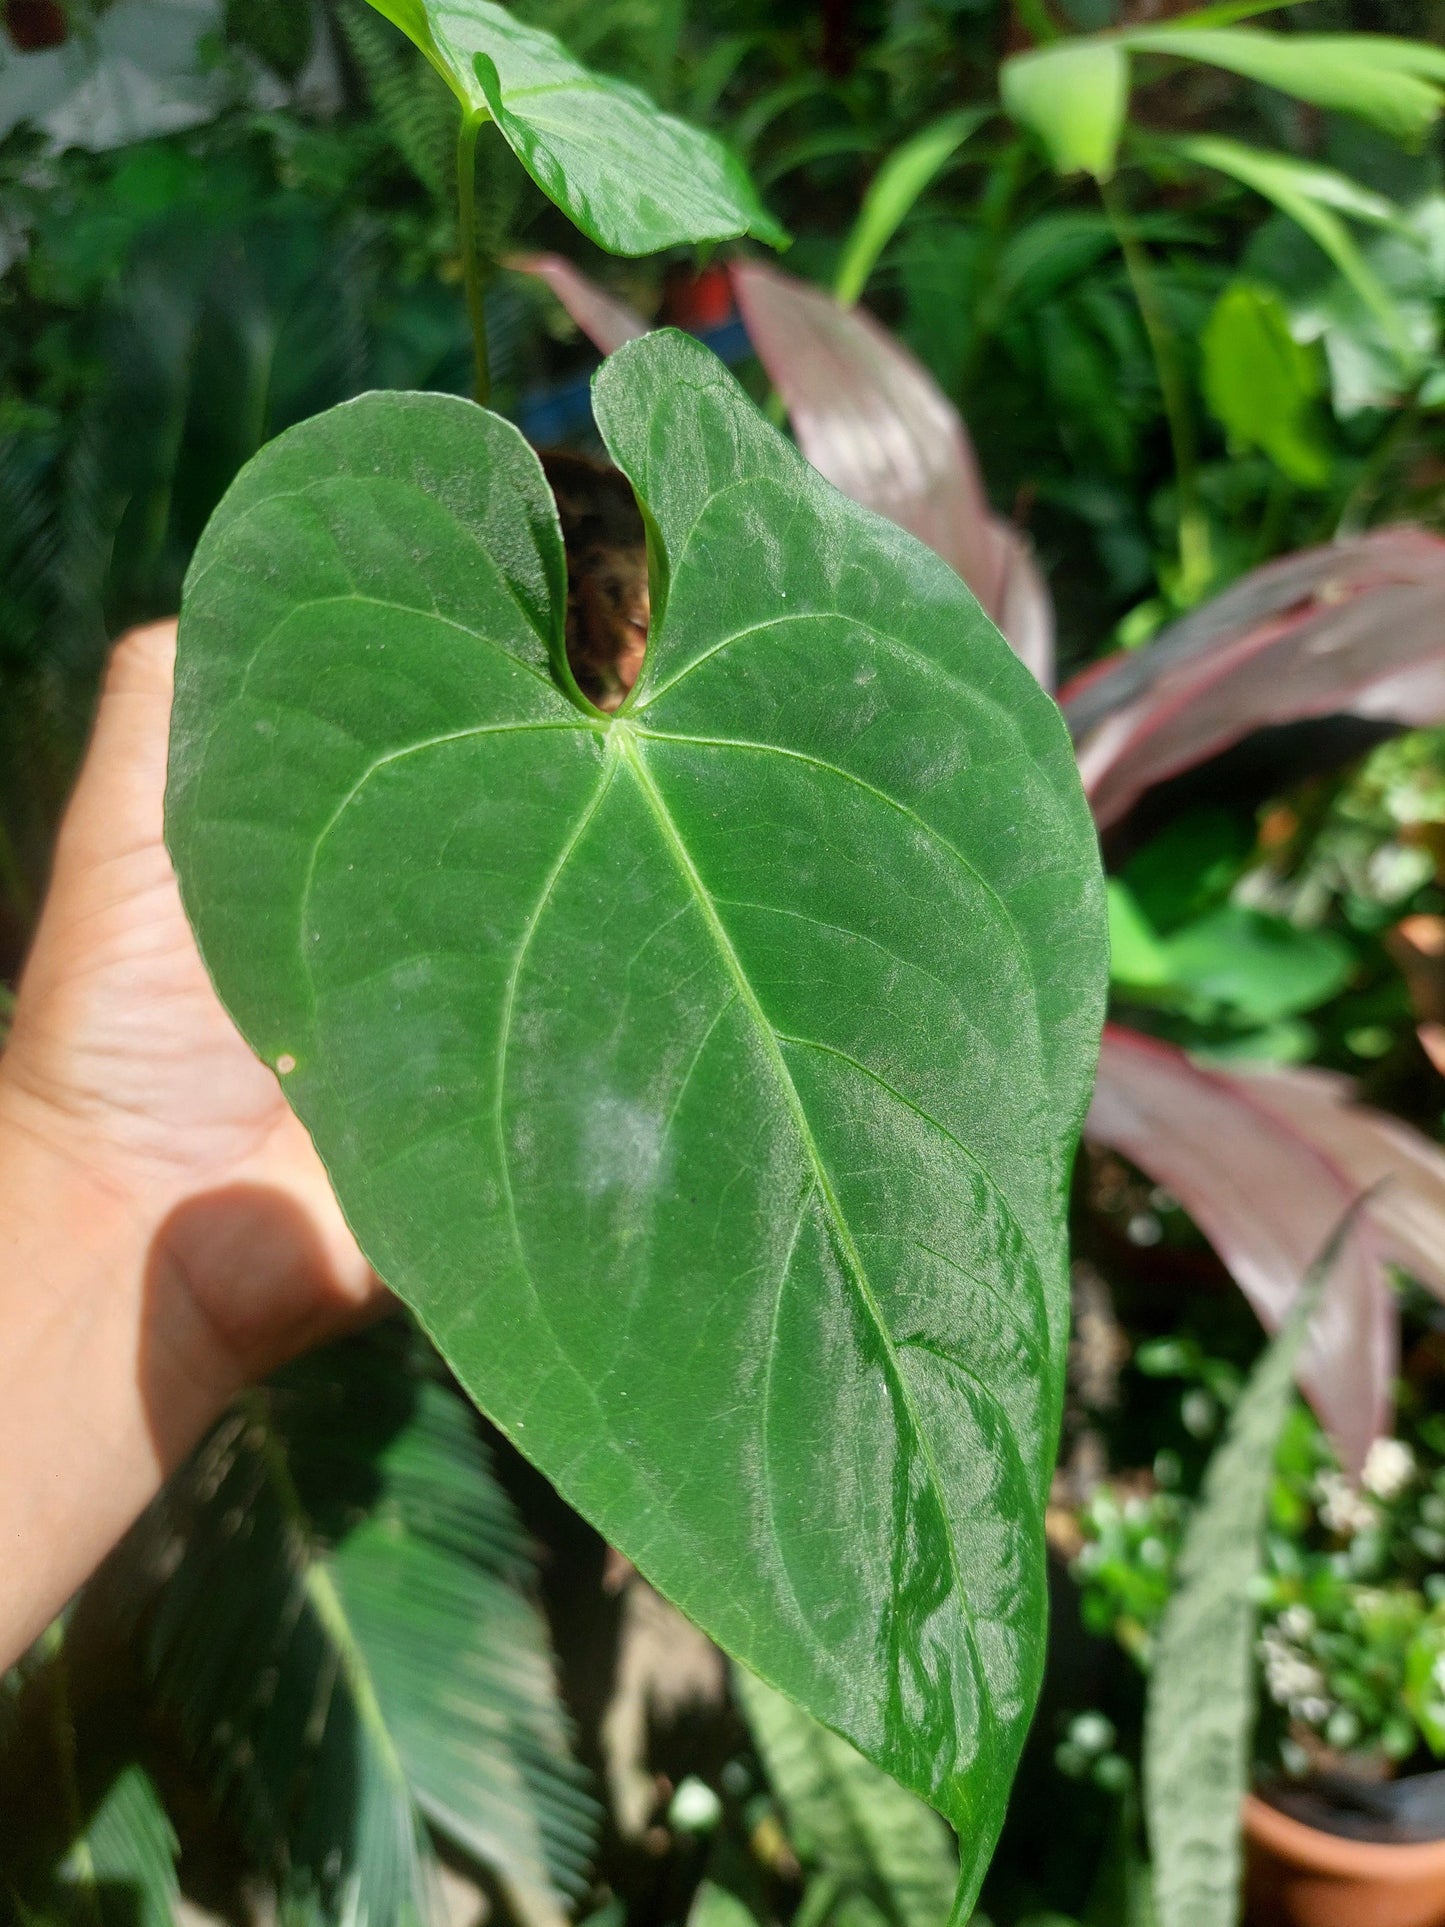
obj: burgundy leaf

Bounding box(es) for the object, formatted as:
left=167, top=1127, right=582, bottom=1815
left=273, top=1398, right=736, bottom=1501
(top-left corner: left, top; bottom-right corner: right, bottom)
left=1224, top=1062, right=1445, bottom=1307
left=729, top=258, right=1055, bottom=686
left=1087, top=1026, right=1395, bottom=1475
left=509, top=251, right=649, bottom=355
left=1064, top=530, right=1445, bottom=830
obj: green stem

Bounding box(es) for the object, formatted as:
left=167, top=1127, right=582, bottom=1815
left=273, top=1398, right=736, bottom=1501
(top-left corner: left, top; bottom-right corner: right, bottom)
left=457, top=111, right=492, bottom=408
left=1101, top=174, right=1210, bottom=600
left=1252, top=467, right=1293, bottom=567
left=1335, top=387, right=1422, bottom=537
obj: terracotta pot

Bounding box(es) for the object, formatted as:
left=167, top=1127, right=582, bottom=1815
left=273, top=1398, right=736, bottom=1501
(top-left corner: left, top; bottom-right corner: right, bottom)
left=1245, top=1790, right=1445, bottom=1927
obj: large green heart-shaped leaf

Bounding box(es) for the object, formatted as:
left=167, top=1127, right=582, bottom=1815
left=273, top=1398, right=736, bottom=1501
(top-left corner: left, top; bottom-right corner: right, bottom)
left=365, top=0, right=787, bottom=254
left=167, top=330, right=1106, bottom=1914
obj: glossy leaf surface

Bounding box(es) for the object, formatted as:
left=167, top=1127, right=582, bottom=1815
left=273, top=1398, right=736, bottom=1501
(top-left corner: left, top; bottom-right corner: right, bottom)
left=168, top=330, right=1107, bottom=1915
left=365, top=0, right=786, bottom=253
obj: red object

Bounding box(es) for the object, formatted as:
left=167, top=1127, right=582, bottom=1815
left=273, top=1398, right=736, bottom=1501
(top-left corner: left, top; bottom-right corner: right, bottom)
left=659, top=263, right=735, bottom=333
left=5, top=0, right=68, bottom=49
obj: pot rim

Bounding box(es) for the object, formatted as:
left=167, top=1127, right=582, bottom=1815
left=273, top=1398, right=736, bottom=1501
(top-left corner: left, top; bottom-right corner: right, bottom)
left=1245, top=1792, right=1445, bottom=1881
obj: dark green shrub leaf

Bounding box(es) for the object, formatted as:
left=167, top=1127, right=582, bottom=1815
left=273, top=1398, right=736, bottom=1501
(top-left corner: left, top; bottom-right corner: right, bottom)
left=363, top=0, right=786, bottom=253
left=167, top=329, right=1107, bottom=1916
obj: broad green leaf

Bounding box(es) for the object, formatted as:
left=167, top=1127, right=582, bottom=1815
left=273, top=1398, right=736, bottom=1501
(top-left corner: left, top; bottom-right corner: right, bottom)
left=834, top=109, right=990, bottom=306
left=167, top=329, right=1107, bottom=1918
left=59, top=1765, right=179, bottom=1927
left=1169, top=135, right=1414, bottom=357
left=1001, top=42, right=1129, bottom=180
left=1143, top=1276, right=1321, bottom=1927
left=736, top=1669, right=959, bottom=1927
left=1201, top=281, right=1329, bottom=487
left=363, top=0, right=787, bottom=253
left=1124, top=29, right=1445, bottom=146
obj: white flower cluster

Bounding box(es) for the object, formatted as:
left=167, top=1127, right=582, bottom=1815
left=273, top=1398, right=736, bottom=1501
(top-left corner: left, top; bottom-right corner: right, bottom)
left=1316, top=1470, right=1380, bottom=1538
left=1259, top=1622, right=1331, bottom=1727
left=1362, top=1437, right=1417, bottom=1501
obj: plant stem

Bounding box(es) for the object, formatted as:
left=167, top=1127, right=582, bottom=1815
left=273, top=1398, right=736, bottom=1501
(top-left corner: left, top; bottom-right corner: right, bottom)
left=1335, top=386, right=1422, bottom=537
left=457, top=111, right=491, bottom=408
left=1100, top=174, right=1211, bottom=601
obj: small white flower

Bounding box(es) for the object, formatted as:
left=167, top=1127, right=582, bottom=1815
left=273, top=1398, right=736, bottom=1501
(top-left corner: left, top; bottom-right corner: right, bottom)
left=1279, top=1605, right=1316, bottom=1643
left=1362, top=1437, right=1416, bottom=1501
left=1317, top=1471, right=1380, bottom=1538
left=1432, top=1652, right=1445, bottom=1696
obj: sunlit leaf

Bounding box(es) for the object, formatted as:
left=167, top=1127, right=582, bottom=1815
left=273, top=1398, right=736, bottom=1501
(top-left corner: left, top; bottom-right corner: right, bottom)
left=1001, top=41, right=1129, bottom=180
left=363, top=0, right=787, bottom=253
left=1200, top=281, right=1329, bottom=488
left=1144, top=1269, right=1321, bottom=1927
left=167, top=329, right=1108, bottom=1918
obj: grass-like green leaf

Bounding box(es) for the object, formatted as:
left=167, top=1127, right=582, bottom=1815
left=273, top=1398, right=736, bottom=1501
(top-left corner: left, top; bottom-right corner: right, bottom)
left=736, top=1670, right=959, bottom=1927
left=1167, top=136, right=1414, bottom=358
left=167, top=328, right=1107, bottom=1916
left=363, top=0, right=786, bottom=253
left=141, top=1324, right=595, bottom=1925
left=1143, top=1267, right=1324, bottom=1927
left=1124, top=28, right=1445, bottom=146
left=833, top=110, right=990, bottom=306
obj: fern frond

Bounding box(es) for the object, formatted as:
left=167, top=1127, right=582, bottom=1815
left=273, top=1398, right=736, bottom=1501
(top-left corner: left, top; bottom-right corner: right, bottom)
left=337, top=2, right=457, bottom=205
left=58, top=1763, right=180, bottom=1927
left=132, top=1321, right=597, bottom=1926
left=734, top=1670, right=957, bottom=1927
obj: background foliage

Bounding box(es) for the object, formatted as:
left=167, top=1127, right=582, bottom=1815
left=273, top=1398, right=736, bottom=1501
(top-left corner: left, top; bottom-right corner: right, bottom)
left=6, top=0, right=1445, bottom=1923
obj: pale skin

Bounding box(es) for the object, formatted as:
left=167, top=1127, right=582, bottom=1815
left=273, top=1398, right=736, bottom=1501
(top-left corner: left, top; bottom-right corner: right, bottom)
left=0, top=620, right=387, bottom=1669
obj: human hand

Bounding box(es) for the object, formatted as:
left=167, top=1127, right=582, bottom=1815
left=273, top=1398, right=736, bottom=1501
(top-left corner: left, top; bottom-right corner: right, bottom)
left=0, top=621, right=386, bottom=1660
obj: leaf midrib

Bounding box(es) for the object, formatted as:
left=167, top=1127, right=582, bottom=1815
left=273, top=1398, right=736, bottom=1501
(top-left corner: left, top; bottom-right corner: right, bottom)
left=618, top=729, right=997, bottom=1757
